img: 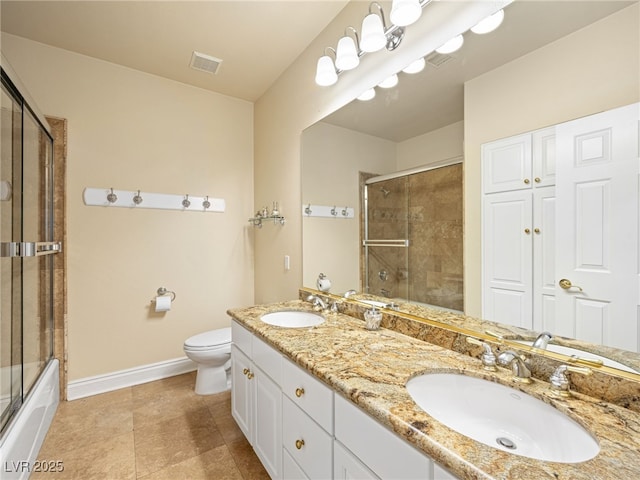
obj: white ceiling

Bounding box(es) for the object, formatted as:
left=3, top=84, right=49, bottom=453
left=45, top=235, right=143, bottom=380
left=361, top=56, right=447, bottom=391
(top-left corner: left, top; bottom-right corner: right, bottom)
left=1, top=0, right=350, bottom=102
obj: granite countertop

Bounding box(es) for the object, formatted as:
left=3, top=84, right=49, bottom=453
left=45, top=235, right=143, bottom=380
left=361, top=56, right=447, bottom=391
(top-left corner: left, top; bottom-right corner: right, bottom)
left=228, top=300, right=640, bottom=480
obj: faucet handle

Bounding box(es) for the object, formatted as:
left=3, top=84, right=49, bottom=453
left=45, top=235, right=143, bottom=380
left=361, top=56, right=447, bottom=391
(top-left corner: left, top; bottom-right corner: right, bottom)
left=466, top=337, right=497, bottom=371
left=549, top=365, right=592, bottom=398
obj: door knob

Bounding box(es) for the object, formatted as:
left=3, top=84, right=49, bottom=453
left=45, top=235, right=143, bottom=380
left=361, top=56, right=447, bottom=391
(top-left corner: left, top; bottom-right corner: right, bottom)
left=559, top=278, right=583, bottom=292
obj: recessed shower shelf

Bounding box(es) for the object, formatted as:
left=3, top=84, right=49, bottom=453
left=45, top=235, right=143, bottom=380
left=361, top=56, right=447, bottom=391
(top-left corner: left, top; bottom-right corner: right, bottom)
left=83, top=187, right=225, bottom=213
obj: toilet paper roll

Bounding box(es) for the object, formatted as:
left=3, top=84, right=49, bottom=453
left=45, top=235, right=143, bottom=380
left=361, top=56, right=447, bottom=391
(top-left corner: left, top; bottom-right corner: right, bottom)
left=155, top=295, right=172, bottom=312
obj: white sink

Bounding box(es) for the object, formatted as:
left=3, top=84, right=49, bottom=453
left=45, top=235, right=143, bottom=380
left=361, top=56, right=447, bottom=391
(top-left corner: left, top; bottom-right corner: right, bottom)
left=515, top=341, right=638, bottom=374
left=406, top=373, right=600, bottom=463
left=260, top=311, right=325, bottom=328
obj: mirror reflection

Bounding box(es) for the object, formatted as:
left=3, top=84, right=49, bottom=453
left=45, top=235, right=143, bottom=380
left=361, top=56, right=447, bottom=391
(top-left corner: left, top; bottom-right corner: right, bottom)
left=301, top=1, right=640, bottom=375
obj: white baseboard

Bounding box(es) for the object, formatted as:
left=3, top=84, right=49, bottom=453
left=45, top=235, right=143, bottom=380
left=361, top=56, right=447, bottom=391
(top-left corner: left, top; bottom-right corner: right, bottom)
left=67, top=356, right=196, bottom=400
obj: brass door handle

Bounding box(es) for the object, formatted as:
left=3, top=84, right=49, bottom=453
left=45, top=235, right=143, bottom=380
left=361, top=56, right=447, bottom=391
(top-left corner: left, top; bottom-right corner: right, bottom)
left=559, top=279, right=583, bottom=292
left=295, top=388, right=305, bottom=398
left=295, top=439, right=305, bottom=450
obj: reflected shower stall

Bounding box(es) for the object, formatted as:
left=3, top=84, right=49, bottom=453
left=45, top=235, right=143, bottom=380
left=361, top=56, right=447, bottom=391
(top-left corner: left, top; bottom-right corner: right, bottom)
left=362, top=162, right=463, bottom=311
left=1, top=63, right=60, bottom=471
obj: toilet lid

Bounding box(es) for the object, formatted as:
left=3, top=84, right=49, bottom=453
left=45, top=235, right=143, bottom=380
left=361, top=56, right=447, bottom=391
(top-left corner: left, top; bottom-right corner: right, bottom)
left=185, top=327, right=232, bottom=348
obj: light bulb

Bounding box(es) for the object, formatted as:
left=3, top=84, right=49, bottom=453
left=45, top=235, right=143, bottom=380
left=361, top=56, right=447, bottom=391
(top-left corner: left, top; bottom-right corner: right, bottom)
left=471, top=9, right=504, bottom=34
left=390, top=0, right=422, bottom=27
left=357, top=88, right=376, bottom=101
left=315, top=55, right=337, bottom=86
left=378, top=74, right=398, bottom=89
left=360, top=13, right=386, bottom=53
left=436, top=34, right=464, bottom=54
left=402, top=57, right=425, bottom=74
left=335, top=36, right=359, bottom=71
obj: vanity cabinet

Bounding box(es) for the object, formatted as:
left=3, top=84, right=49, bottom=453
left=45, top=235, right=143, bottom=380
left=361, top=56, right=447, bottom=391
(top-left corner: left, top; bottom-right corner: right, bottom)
left=231, top=320, right=458, bottom=479
left=334, top=394, right=457, bottom=480
left=231, top=322, right=282, bottom=479
left=482, top=127, right=556, bottom=331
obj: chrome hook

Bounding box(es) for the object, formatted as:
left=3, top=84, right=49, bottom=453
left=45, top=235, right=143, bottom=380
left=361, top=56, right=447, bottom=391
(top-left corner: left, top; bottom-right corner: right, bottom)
left=106, top=188, right=118, bottom=203
left=133, top=190, right=143, bottom=205
left=202, top=196, right=211, bottom=209
left=182, top=194, right=191, bottom=208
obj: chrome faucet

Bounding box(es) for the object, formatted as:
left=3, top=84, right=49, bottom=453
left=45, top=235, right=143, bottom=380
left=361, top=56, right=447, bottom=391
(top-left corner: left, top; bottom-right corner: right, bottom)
left=532, top=331, right=553, bottom=350
left=306, top=294, right=327, bottom=311
left=466, top=337, right=497, bottom=371
left=497, top=350, right=532, bottom=383
left=549, top=364, right=592, bottom=398
left=343, top=290, right=357, bottom=298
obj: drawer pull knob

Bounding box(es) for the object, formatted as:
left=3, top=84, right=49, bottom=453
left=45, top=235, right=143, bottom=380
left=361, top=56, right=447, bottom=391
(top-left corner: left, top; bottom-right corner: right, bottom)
left=243, top=368, right=249, bottom=375
left=295, top=388, right=305, bottom=398
left=295, top=439, right=305, bottom=450
left=247, top=372, right=254, bottom=379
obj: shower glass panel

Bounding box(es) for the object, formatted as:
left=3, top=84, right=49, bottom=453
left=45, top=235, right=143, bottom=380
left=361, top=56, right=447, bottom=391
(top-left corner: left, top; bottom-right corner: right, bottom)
left=364, top=164, right=463, bottom=311
left=1, top=70, right=55, bottom=434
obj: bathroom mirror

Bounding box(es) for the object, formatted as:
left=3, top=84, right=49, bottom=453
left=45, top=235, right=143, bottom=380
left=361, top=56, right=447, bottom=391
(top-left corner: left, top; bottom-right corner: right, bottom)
left=301, top=1, right=640, bottom=377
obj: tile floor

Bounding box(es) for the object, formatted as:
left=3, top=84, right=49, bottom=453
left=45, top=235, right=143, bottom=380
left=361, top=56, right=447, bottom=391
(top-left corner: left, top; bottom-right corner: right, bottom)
left=32, top=372, right=269, bottom=479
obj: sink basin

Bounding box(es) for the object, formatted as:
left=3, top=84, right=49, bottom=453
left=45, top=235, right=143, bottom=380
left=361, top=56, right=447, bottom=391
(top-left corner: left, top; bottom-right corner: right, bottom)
left=260, top=311, right=324, bottom=328
left=515, top=341, right=638, bottom=374
left=406, top=373, right=599, bottom=463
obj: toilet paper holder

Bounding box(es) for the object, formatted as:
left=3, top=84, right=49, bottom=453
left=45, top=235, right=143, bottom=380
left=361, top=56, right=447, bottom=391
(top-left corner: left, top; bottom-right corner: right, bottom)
left=151, top=287, right=176, bottom=303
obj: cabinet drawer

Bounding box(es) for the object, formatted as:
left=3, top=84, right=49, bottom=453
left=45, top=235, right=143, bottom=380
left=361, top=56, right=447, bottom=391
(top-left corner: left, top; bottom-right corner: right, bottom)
left=335, top=394, right=432, bottom=480
left=283, top=448, right=309, bottom=480
left=282, top=358, right=333, bottom=433
left=283, top=396, right=333, bottom=480
left=231, top=320, right=252, bottom=356
left=253, top=335, right=282, bottom=386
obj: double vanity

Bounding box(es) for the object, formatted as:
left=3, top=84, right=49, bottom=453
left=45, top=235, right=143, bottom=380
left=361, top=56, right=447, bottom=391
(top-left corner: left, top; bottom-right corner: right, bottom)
left=228, top=289, right=640, bottom=479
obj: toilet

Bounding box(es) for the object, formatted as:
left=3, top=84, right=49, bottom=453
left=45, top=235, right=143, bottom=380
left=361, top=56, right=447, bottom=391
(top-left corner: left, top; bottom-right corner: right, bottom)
left=183, top=327, right=232, bottom=395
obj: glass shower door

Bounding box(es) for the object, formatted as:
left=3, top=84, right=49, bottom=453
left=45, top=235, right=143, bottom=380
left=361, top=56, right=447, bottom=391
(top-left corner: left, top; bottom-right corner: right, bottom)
left=1, top=75, right=24, bottom=432
left=1, top=71, right=56, bottom=434
left=363, top=176, right=410, bottom=299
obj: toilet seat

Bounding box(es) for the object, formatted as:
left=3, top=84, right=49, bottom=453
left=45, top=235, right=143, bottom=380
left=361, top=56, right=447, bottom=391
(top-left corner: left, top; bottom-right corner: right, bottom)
left=184, top=327, right=231, bottom=351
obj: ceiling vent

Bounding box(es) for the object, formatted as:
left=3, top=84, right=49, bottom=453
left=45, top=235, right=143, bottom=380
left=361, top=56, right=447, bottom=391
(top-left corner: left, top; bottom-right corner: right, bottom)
left=190, top=51, right=223, bottom=75
left=425, top=51, right=455, bottom=68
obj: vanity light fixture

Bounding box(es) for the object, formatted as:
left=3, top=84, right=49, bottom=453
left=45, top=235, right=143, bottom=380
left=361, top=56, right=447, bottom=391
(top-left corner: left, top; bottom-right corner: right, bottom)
left=357, top=88, right=376, bottom=101
left=335, top=27, right=361, bottom=71
left=378, top=73, right=399, bottom=89
left=315, top=47, right=338, bottom=86
left=402, top=57, right=426, bottom=74
left=390, top=0, right=423, bottom=27
left=471, top=9, right=505, bottom=34
left=436, top=34, right=464, bottom=54
left=360, top=3, right=388, bottom=53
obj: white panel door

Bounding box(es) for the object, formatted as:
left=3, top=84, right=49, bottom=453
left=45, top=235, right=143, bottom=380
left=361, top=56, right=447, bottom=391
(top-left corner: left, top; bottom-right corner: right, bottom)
left=532, top=127, right=556, bottom=187
left=555, top=103, right=639, bottom=351
left=254, top=367, right=282, bottom=479
left=532, top=186, right=556, bottom=332
left=482, top=133, right=532, bottom=194
left=231, top=345, right=253, bottom=443
left=483, top=191, right=533, bottom=328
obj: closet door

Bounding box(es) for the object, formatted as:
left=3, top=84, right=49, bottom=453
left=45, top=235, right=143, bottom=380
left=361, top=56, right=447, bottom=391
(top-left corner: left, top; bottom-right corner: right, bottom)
left=555, top=103, right=639, bottom=351
left=532, top=186, right=556, bottom=332
left=482, top=190, right=533, bottom=329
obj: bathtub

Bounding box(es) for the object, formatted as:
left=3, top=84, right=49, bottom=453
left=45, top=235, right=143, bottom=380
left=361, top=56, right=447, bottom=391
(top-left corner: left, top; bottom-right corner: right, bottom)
left=0, top=359, right=59, bottom=480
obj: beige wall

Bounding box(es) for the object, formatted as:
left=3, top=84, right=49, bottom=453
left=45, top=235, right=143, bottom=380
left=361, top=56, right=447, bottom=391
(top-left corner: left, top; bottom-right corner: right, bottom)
left=254, top=0, right=504, bottom=303
left=463, top=4, right=640, bottom=317
left=301, top=122, right=396, bottom=292
left=397, top=121, right=463, bottom=170
left=2, top=34, right=254, bottom=380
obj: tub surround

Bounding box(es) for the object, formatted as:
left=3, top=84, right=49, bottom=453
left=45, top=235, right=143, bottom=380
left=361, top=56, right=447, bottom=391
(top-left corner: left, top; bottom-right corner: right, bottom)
left=228, top=299, right=640, bottom=480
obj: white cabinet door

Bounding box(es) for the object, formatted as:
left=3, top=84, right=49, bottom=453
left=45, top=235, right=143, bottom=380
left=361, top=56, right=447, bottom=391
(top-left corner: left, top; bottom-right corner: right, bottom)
left=482, top=190, right=533, bottom=328
left=254, top=367, right=282, bottom=479
left=334, top=395, right=433, bottom=480
left=334, top=440, right=379, bottom=480
left=532, top=186, right=556, bottom=332
left=231, top=344, right=253, bottom=443
left=482, top=133, right=532, bottom=194
left=555, top=102, right=639, bottom=351
left=532, top=127, right=556, bottom=188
